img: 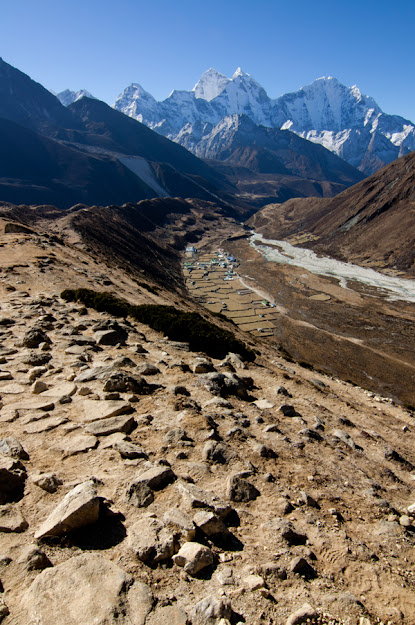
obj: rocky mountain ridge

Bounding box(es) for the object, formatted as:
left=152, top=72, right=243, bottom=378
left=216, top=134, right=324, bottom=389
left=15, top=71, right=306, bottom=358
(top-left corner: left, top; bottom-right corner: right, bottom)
left=114, top=69, right=415, bottom=175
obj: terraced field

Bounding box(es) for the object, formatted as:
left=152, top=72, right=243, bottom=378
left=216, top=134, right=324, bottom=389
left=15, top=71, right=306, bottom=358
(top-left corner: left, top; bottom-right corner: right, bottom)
left=184, top=249, right=276, bottom=337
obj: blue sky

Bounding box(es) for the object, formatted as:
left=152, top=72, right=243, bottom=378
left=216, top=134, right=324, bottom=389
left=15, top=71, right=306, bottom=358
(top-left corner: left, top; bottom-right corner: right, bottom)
left=1, top=0, right=414, bottom=120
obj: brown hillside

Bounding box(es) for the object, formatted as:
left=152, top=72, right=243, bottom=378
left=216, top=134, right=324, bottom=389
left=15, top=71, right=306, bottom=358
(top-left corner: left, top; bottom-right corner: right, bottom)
left=249, top=151, right=415, bottom=275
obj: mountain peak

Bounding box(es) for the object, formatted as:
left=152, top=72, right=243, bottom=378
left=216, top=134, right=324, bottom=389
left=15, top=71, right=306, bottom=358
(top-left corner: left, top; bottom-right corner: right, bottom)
left=232, top=67, right=248, bottom=79
left=193, top=68, right=230, bottom=101
left=57, top=89, right=95, bottom=107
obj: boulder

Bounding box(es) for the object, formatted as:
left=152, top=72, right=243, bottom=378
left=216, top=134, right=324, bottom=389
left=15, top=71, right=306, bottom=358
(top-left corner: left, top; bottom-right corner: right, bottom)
left=203, top=372, right=253, bottom=400
left=173, top=542, right=214, bottom=576
left=0, top=437, right=29, bottom=460
left=95, top=328, right=128, bottom=346
left=22, top=328, right=51, bottom=348
left=177, top=481, right=232, bottom=519
left=128, top=516, right=179, bottom=563
left=22, top=351, right=52, bottom=366
left=35, top=480, right=100, bottom=539
left=125, top=481, right=154, bottom=508
left=21, top=553, right=153, bottom=625
left=193, top=510, right=228, bottom=538
left=203, top=441, right=236, bottom=464
left=134, top=465, right=176, bottom=491
left=189, top=595, right=232, bottom=624
left=226, top=475, right=260, bottom=502
left=103, top=372, right=157, bottom=394
left=0, top=457, right=27, bottom=504
left=163, top=508, right=196, bottom=541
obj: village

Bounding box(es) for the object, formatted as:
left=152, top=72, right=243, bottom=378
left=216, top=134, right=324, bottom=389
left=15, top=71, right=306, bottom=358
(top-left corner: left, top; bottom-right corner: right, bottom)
left=183, top=246, right=277, bottom=337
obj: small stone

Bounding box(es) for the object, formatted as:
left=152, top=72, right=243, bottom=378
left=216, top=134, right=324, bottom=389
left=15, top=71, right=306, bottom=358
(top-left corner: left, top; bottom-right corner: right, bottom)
left=173, top=542, right=214, bottom=576
left=286, top=602, right=318, bottom=625
left=18, top=545, right=52, bottom=571
left=189, top=595, right=231, bottom=625
left=193, top=359, right=215, bottom=374
left=0, top=504, right=28, bottom=532
left=399, top=515, right=413, bottom=528
left=32, top=473, right=62, bottom=493
left=279, top=404, right=297, bottom=417
left=139, top=364, right=160, bottom=376
left=32, top=380, right=48, bottom=394
left=253, top=399, right=274, bottom=410
left=243, top=574, right=265, bottom=590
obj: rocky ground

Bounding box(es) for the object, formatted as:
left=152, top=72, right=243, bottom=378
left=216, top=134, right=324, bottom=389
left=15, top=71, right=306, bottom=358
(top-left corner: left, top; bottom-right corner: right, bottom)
left=1, top=221, right=415, bottom=625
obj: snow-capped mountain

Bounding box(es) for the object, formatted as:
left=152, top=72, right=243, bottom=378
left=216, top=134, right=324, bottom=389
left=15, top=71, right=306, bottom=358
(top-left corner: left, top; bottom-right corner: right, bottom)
left=57, top=89, right=96, bottom=106
left=114, top=70, right=415, bottom=175
left=192, top=68, right=230, bottom=101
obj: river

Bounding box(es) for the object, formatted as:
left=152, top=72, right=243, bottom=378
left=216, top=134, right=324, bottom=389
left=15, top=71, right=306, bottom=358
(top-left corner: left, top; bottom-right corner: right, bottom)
left=249, top=232, right=415, bottom=304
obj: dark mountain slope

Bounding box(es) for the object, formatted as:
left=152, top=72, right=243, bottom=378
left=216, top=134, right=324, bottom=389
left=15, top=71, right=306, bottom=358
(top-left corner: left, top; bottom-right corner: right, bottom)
left=67, top=98, right=231, bottom=190
left=0, top=117, right=157, bottom=208
left=0, top=57, right=80, bottom=134
left=249, top=151, right=415, bottom=274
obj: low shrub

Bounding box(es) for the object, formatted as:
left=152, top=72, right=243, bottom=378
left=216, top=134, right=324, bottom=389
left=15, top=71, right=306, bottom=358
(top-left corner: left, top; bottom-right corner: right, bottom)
left=61, top=288, right=254, bottom=362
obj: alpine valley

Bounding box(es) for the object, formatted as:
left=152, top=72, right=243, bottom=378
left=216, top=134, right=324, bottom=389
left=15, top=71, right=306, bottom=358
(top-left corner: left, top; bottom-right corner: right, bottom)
left=1, top=56, right=415, bottom=625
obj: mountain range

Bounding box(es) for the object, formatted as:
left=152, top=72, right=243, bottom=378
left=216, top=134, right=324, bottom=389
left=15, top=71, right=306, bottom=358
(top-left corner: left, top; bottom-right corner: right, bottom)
left=0, top=58, right=364, bottom=209
left=113, top=68, right=415, bottom=175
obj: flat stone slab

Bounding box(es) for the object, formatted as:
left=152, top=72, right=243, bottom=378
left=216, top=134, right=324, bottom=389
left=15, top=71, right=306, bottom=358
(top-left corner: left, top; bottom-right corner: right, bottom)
left=12, top=398, right=55, bottom=411
left=24, top=416, right=68, bottom=434
left=0, top=383, right=27, bottom=394
left=82, top=400, right=133, bottom=423
left=41, top=383, right=77, bottom=398
left=253, top=399, right=275, bottom=410
left=75, top=365, right=116, bottom=383
left=55, top=434, right=98, bottom=457
left=84, top=415, right=136, bottom=436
